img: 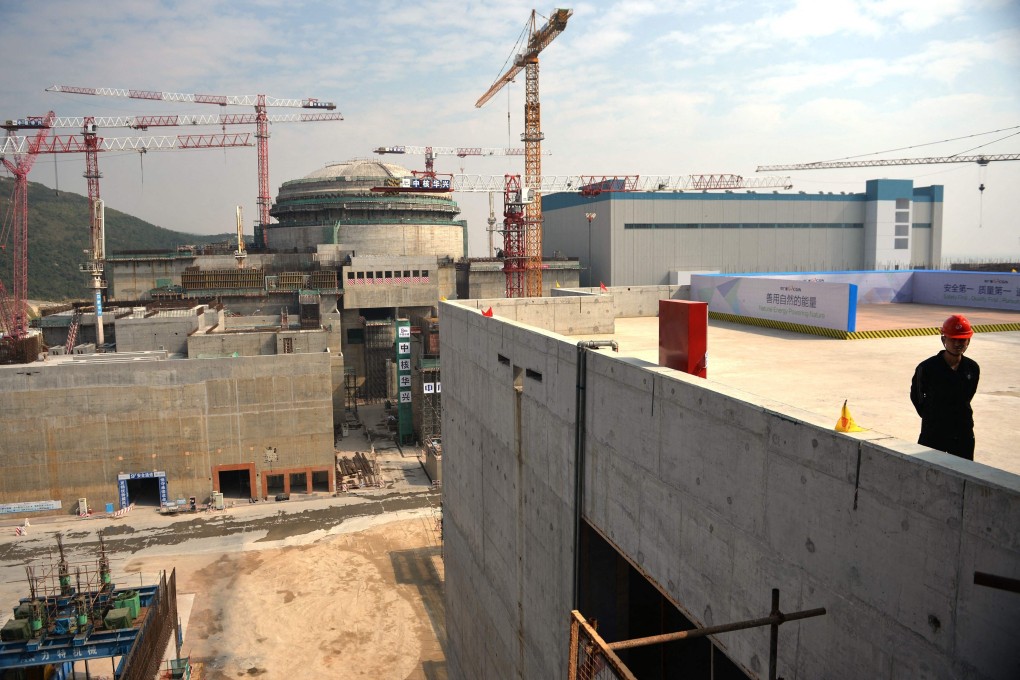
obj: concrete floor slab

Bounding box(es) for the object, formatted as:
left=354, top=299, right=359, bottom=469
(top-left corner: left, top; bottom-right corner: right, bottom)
left=571, top=303, right=1020, bottom=475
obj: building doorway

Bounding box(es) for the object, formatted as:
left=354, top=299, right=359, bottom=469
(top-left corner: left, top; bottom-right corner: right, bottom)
left=117, top=471, right=169, bottom=508
left=311, top=470, right=330, bottom=492
left=265, top=473, right=285, bottom=497
left=213, top=463, right=257, bottom=500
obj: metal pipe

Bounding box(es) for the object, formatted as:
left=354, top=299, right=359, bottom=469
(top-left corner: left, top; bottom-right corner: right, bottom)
left=769, top=588, right=779, bottom=680
left=606, top=606, right=826, bottom=651
left=573, top=340, right=619, bottom=608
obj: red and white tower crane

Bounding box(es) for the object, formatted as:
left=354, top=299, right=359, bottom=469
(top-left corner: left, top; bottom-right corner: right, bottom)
left=1, top=128, right=253, bottom=348
left=0, top=111, right=55, bottom=342
left=46, top=85, right=342, bottom=247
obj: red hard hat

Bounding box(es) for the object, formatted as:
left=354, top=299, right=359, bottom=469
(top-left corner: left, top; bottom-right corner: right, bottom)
left=941, top=314, right=973, bottom=339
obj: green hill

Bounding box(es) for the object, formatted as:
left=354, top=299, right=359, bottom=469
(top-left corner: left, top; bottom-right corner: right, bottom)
left=0, top=177, right=232, bottom=301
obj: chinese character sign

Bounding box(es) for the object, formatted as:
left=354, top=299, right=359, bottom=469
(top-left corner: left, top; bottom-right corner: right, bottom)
left=915, top=271, right=1020, bottom=310
left=692, top=275, right=857, bottom=332
left=395, top=319, right=413, bottom=443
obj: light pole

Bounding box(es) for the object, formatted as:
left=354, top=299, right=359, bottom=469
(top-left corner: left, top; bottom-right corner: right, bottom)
left=585, top=212, right=597, bottom=287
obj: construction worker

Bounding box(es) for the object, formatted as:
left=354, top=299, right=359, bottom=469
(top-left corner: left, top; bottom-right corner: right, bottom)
left=910, top=314, right=980, bottom=460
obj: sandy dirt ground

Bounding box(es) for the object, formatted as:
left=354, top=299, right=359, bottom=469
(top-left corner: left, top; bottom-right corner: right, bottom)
left=1, top=407, right=447, bottom=680
left=129, top=515, right=445, bottom=680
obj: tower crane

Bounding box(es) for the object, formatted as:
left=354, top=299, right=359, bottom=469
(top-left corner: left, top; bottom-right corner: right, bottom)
left=46, top=84, right=342, bottom=247
left=373, top=145, right=548, bottom=174
left=0, top=112, right=55, bottom=342
left=757, top=150, right=1020, bottom=232
left=370, top=172, right=792, bottom=194
left=2, top=127, right=252, bottom=348
left=476, top=8, right=572, bottom=297
left=756, top=153, right=1020, bottom=172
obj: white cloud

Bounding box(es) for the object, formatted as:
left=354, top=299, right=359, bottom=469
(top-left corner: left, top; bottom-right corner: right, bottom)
left=1, top=0, right=1017, bottom=261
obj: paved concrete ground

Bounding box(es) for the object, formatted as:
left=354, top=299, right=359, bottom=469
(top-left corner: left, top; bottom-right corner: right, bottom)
left=577, top=304, right=1020, bottom=475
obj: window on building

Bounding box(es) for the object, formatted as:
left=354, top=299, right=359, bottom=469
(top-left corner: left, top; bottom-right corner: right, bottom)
left=346, top=272, right=354, bottom=281
left=896, top=211, right=910, bottom=223
left=895, top=238, right=909, bottom=250
left=376, top=271, right=383, bottom=279
left=366, top=271, right=374, bottom=280
left=356, top=272, right=364, bottom=282
left=422, top=269, right=429, bottom=278
left=895, top=224, right=909, bottom=237
left=282, top=338, right=294, bottom=354
left=896, top=198, right=910, bottom=210
left=413, top=270, right=420, bottom=277
left=385, top=271, right=392, bottom=279
left=403, top=270, right=410, bottom=277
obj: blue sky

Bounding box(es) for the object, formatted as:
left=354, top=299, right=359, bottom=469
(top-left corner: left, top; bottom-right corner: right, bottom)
left=1, top=0, right=1018, bottom=262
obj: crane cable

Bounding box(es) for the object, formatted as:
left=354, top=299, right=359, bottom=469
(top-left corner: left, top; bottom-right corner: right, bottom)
left=978, top=162, right=987, bottom=228
left=814, top=124, right=1020, bottom=163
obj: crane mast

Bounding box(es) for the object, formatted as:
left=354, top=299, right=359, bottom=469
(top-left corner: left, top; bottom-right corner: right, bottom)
left=477, top=9, right=572, bottom=297
left=0, top=111, right=55, bottom=341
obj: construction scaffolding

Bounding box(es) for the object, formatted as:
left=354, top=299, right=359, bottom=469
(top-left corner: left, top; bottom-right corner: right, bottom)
left=362, top=319, right=394, bottom=402
left=415, top=364, right=441, bottom=443
left=567, top=590, right=826, bottom=680
left=181, top=267, right=266, bottom=290
left=344, top=367, right=360, bottom=416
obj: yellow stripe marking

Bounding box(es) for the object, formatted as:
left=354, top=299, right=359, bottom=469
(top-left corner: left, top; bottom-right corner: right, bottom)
left=707, top=313, right=1020, bottom=340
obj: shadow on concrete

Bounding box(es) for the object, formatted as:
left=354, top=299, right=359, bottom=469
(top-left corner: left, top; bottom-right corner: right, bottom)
left=390, top=544, right=447, bottom=677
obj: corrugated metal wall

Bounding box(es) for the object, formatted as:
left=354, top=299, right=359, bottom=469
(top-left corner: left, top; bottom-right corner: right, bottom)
left=541, top=194, right=871, bottom=286
left=610, top=197, right=867, bottom=283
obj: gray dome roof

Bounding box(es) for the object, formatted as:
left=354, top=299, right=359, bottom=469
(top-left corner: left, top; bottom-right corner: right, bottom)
left=305, top=159, right=411, bottom=180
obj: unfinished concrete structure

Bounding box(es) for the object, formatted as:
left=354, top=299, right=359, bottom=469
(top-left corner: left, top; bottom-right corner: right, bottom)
left=543, top=179, right=944, bottom=286
left=455, top=256, right=581, bottom=299
left=0, top=352, right=335, bottom=513
left=101, top=159, right=465, bottom=404
left=440, top=290, right=1019, bottom=679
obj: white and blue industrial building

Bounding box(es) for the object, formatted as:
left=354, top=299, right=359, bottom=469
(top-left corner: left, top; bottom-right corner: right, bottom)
left=542, top=179, right=943, bottom=286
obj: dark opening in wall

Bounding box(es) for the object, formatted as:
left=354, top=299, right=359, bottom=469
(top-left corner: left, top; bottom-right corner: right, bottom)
left=525, top=368, right=542, bottom=382
left=498, top=354, right=510, bottom=366
left=579, top=521, right=750, bottom=679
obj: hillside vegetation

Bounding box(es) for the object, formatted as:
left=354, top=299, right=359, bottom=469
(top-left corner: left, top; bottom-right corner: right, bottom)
left=0, top=177, right=231, bottom=301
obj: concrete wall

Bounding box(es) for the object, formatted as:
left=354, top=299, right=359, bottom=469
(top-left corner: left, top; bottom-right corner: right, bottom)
left=456, top=260, right=581, bottom=300
left=115, top=314, right=199, bottom=355
left=457, top=296, right=616, bottom=335
left=440, top=297, right=1020, bottom=679
left=337, top=224, right=465, bottom=259
left=188, top=331, right=276, bottom=357
left=0, top=353, right=335, bottom=516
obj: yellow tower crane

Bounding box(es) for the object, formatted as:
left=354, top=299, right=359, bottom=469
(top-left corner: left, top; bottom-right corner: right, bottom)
left=476, top=8, right=572, bottom=297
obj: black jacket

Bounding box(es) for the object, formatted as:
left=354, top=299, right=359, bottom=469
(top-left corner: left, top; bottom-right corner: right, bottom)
left=910, top=351, right=980, bottom=459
